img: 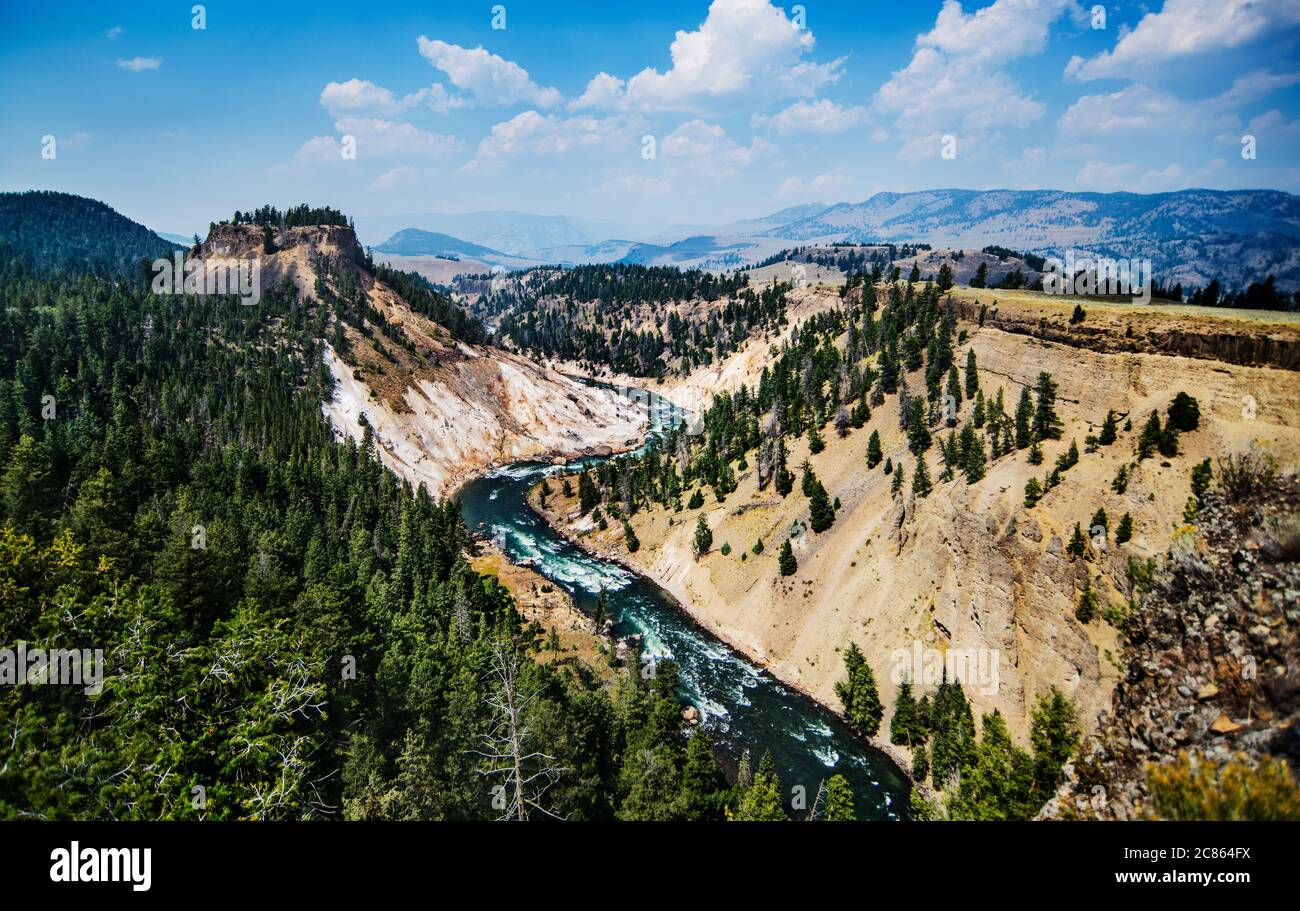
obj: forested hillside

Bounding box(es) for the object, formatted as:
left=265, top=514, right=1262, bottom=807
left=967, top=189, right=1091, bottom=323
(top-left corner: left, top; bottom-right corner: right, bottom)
left=0, top=190, right=180, bottom=279
left=480, top=263, right=791, bottom=377
left=0, top=212, right=733, bottom=820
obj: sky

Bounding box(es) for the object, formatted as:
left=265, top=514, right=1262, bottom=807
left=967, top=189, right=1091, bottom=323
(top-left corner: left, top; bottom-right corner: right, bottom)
left=2, top=0, right=1299, bottom=238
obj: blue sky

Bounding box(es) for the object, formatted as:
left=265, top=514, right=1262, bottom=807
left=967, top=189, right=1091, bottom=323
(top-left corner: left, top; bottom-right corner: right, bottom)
left=2, top=0, right=1299, bottom=238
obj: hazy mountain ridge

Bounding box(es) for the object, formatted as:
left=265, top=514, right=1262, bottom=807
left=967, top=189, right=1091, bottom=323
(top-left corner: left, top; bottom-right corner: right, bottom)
left=764, top=189, right=1300, bottom=291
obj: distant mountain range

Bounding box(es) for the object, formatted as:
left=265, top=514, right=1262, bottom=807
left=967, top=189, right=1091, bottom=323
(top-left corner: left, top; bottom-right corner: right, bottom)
left=368, top=189, right=1300, bottom=291
left=373, top=228, right=506, bottom=260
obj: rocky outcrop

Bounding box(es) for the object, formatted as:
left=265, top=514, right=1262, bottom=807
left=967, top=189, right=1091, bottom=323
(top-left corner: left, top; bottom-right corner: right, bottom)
left=1041, top=474, right=1300, bottom=819
left=952, top=297, right=1300, bottom=371
left=195, top=221, right=647, bottom=498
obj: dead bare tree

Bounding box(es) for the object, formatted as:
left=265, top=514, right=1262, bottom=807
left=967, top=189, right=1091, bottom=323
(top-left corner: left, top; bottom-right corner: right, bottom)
left=473, top=641, right=566, bottom=821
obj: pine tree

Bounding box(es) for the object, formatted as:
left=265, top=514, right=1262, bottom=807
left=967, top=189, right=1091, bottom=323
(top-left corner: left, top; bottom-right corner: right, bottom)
left=1115, top=512, right=1133, bottom=544
left=693, top=515, right=712, bottom=557
left=778, top=540, right=797, bottom=576
left=906, top=397, right=931, bottom=456
left=578, top=469, right=601, bottom=514
left=737, top=752, right=786, bottom=821
left=835, top=642, right=883, bottom=737
left=971, top=262, right=988, bottom=289
left=1014, top=387, right=1033, bottom=449
left=890, top=462, right=905, bottom=499
left=866, top=430, right=883, bottom=468
left=822, top=774, right=856, bottom=821
left=1090, top=507, right=1108, bottom=533
left=1076, top=578, right=1098, bottom=623
left=1067, top=522, right=1087, bottom=559
left=1167, top=391, right=1200, bottom=432
left=622, top=520, right=640, bottom=553
left=1137, top=411, right=1162, bottom=460
left=929, top=671, right=976, bottom=790
left=890, top=678, right=922, bottom=746
left=1027, top=438, right=1043, bottom=465
left=687, top=487, right=705, bottom=509
left=1030, top=686, right=1080, bottom=797
left=808, top=479, right=835, bottom=533
left=1032, top=372, right=1061, bottom=440
left=682, top=726, right=727, bottom=820
left=808, top=423, right=826, bottom=454
left=1023, top=476, right=1043, bottom=507
left=1098, top=409, right=1118, bottom=446
left=912, top=456, right=932, bottom=498
left=946, top=364, right=963, bottom=410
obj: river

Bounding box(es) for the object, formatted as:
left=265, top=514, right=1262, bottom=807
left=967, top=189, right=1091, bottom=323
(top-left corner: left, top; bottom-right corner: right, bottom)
left=457, top=396, right=910, bottom=820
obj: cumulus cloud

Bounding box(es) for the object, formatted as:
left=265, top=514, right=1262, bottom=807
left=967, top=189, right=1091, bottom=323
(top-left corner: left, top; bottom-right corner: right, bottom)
left=753, top=99, right=878, bottom=136
left=371, top=166, right=418, bottom=190
left=467, top=111, right=628, bottom=168
left=570, top=73, right=626, bottom=111
left=1066, top=0, right=1300, bottom=81
left=776, top=171, right=852, bottom=199
left=295, top=119, right=460, bottom=164
left=116, top=56, right=162, bottom=72
left=582, top=0, right=842, bottom=111
left=1075, top=159, right=1187, bottom=192
left=417, top=37, right=561, bottom=108
left=320, top=78, right=472, bottom=117
left=874, top=0, right=1074, bottom=161
left=333, top=117, right=460, bottom=158
left=661, top=119, right=772, bottom=170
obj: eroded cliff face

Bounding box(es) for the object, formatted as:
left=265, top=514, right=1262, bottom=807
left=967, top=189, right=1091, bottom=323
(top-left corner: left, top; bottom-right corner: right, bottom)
left=195, top=222, right=647, bottom=498
left=536, top=302, right=1300, bottom=751
left=952, top=296, right=1300, bottom=370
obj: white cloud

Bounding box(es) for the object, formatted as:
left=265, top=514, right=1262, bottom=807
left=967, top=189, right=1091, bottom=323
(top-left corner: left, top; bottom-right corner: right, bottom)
left=468, top=111, right=627, bottom=167
left=661, top=119, right=772, bottom=171
left=294, top=136, right=343, bottom=165
left=1058, top=84, right=1202, bottom=136
left=321, top=79, right=405, bottom=115
left=1002, top=145, right=1047, bottom=172
left=332, top=117, right=460, bottom=159
left=1213, top=69, right=1300, bottom=108
left=875, top=0, right=1073, bottom=161
left=321, top=78, right=469, bottom=116
left=422, top=83, right=470, bottom=114
left=371, top=166, right=417, bottom=190
left=753, top=99, right=874, bottom=136
left=776, top=171, right=852, bottom=199
left=295, top=119, right=460, bottom=164
left=105, top=26, right=123, bottom=40
left=116, top=56, right=162, bottom=72
left=1066, top=0, right=1300, bottom=81
left=1075, top=159, right=1187, bottom=192
left=570, top=73, right=626, bottom=111
left=611, top=0, right=841, bottom=111
left=416, top=37, right=561, bottom=108
left=919, top=0, right=1066, bottom=63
